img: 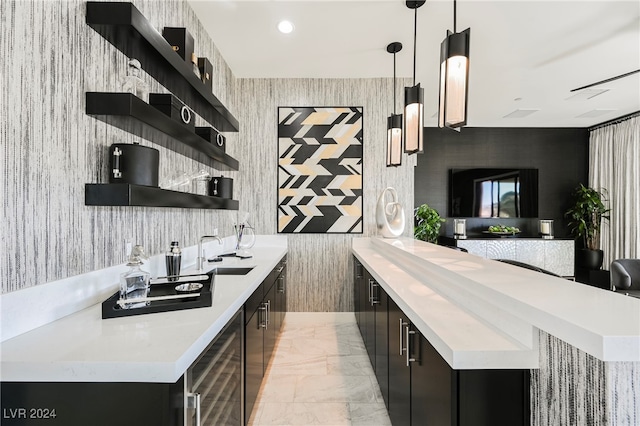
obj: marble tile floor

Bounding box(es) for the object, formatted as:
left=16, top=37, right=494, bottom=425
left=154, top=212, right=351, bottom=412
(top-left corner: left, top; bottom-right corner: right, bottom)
left=248, top=312, right=392, bottom=426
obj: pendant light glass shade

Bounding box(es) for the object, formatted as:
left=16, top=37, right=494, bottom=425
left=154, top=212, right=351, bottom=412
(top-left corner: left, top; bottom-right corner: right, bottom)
left=386, top=41, right=403, bottom=167
left=438, top=27, right=470, bottom=129
left=404, top=1, right=425, bottom=154
left=404, top=83, right=424, bottom=153
left=387, top=114, right=403, bottom=166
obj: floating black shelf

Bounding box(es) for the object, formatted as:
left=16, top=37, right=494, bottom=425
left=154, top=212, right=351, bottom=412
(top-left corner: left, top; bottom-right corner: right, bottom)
left=86, top=92, right=239, bottom=170
left=86, top=1, right=239, bottom=132
left=85, top=184, right=239, bottom=210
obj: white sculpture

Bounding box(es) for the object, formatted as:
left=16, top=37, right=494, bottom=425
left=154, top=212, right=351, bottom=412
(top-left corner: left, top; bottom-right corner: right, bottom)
left=376, top=187, right=405, bottom=238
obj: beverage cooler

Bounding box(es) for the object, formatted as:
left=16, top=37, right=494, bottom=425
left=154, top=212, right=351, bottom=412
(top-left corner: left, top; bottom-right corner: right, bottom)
left=177, top=309, right=244, bottom=426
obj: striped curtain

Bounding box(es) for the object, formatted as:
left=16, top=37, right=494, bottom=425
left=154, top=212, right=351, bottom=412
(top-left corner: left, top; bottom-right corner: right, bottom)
left=589, top=116, right=640, bottom=268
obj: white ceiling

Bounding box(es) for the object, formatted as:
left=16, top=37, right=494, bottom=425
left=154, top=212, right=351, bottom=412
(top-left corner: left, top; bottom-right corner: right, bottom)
left=189, top=0, right=640, bottom=128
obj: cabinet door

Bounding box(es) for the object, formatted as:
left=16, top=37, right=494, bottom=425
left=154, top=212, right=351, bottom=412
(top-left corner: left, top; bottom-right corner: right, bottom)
left=363, top=270, right=376, bottom=369
left=411, top=330, right=455, bottom=426
left=387, top=298, right=411, bottom=426
left=263, top=282, right=277, bottom=368
left=244, top=307, right=264, bottom=425
left=354, top=258, right=364, bottom=330
left=274, top=268, right=287, bottom=333
left=374, top=284, right=389, bottom=407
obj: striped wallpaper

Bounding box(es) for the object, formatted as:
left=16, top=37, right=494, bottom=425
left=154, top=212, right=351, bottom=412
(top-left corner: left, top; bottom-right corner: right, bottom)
left=1, top=0, right=239, bottom=294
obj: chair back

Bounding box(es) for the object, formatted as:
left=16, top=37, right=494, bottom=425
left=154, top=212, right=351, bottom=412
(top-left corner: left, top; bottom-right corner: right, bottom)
left=611, top=259, right=640, bottom=291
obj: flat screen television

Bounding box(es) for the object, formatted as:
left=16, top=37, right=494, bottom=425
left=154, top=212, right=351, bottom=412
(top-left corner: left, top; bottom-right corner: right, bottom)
left=449, top=168, right=539, bottom=218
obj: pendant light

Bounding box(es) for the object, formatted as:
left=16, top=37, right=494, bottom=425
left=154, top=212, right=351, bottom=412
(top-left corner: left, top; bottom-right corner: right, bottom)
left=387, top=42, right=403, bottom=167
left=404, top=0, right=425, bottom=154
left=438, top=0, right=470, bottom=130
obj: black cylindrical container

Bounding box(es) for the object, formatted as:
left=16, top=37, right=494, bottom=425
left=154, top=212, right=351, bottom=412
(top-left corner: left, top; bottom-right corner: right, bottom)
left=108, top=143, right=160, bottom=187
left=209, top=176, right=233, bottom=199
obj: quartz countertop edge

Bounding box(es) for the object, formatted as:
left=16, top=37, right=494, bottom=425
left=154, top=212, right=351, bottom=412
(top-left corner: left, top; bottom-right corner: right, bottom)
left=352, top=238, right=538, bottom=370
left=0, top=242, right=287, bottom=383
left=353, top=237, right=640, bottom=364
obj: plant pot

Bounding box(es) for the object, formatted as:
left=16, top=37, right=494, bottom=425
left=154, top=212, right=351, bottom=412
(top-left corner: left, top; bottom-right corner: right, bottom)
left=576, top=249, right=604, bottom=270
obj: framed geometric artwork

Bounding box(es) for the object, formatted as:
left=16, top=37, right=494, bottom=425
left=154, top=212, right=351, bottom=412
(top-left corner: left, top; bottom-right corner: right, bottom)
left=277, top=107, right=363, bottom=234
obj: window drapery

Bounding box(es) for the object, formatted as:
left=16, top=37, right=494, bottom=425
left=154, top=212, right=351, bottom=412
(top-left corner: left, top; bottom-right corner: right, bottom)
left=589, top=116, right=640, bottom=268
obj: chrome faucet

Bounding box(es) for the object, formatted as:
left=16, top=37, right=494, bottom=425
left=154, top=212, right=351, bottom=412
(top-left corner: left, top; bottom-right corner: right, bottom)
left=198, top=235, right=223, bottom=271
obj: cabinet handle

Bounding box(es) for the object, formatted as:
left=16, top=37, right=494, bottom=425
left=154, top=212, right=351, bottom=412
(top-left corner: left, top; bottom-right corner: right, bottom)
left=355, top=262, right=363, bottom=279
left=259, top=303, right=267, bottom=329
left=277, top=276, right=285, bottom=293
left=265, top=300, right=271, bottom=329
left=399, top=318, right=408, bottom=355
left=186, top=392, right=201, bottom=426
left=371, top=282, right=379, bottom=305
left=405, top=325, right=416, bottom=367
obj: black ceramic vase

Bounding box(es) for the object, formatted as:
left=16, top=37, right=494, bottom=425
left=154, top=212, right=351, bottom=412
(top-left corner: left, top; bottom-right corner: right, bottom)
left=576, top=249, right=604, bottom=270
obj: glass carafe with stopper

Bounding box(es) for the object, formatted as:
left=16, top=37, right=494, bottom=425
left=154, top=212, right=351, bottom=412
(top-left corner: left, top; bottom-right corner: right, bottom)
left=119, top=245, right=150, bottom=309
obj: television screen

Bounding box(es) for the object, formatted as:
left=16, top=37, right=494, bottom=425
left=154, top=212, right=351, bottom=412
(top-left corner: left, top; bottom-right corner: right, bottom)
left=449, top=168, right=538, bottom=218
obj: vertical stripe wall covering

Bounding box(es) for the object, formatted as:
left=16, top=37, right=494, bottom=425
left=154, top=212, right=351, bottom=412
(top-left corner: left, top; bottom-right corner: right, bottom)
left=531, top=331, right=639, bottom=425
left=235, top=79, right=415, bottom=312
left=1, top=0, right=239, bottom=294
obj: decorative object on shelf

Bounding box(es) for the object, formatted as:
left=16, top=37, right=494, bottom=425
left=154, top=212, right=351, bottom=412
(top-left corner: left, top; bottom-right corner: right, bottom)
left=414, top=203, right=445, bottom=243
left=165, top=241, right=182, bottom=282
left=386, top=42, right=403, bottom=167
left=121, top=58, right=149, bottom=102
left=86, top=93, right=238, bottom=170
left=376, top=187, right=405, bottom=238
left=404, top=1, right=425, bottom=154
left=119, top=245, right=150, bottom=309
left=161, top=171, right=191, bottom=192
left=162, top=26, right=194, bottom=63
left=108, top=142, right=159, bottom=187
left=149, top=93, right=195, bottom=131
left=454, top=218, right=467, bottom=239
left=86, top=3, right=239, bottom=132
left=539, top=219, right=554, bottom=239
left=486, top=224, right=521, bottom=236
left=195, top=126, right=226, bottom=152
left=209, top=175, right=233, bottom=199
left=565, top=184, right=610, bottom=270
left=277, top=107, right=363, bottom=234
left=191, top=171, right=211, bottom=196
left=438, top=0, right=471, bottom=130
left=197, top=57, right=213, bottom=90
left=190, top=53, right=201, bottom=79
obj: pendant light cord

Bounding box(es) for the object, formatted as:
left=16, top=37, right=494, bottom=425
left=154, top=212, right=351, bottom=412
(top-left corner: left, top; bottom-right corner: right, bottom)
left=453, top=0, right=457, bottom=33
left=412, top=7, right=417, bottom=85
left=393, top=51, right=397, bottom=114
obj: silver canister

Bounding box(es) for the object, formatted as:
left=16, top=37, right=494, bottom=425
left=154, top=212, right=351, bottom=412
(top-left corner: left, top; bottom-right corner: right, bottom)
left=165, top=241, right=182, bottom=281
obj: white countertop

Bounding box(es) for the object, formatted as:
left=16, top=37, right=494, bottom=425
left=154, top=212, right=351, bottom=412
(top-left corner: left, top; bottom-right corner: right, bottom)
left=352, top=237, right=640, bottom=368
left=0, top=239, right=287, bottom=383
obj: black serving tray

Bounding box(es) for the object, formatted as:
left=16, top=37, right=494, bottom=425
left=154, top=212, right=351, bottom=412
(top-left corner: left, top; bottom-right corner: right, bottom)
left=102, top=276, right=213, bottom=319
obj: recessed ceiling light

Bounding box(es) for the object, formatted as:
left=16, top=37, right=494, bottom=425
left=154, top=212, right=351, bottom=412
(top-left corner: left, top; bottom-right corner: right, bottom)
left=576, top=109, right=617, bottom=118
left=277, top=20, right=294, bottom=34
left=503, top=109, right=539, bottom=118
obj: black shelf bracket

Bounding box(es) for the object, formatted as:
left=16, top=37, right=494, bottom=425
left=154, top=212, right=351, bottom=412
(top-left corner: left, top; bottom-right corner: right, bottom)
left=86, top=92, right=239, bottom=170
left=86, top=1, right=239, bottom=132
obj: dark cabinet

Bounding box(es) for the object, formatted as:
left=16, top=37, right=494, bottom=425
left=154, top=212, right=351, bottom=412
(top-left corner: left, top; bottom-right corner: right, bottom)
left=244, top=257, right=287, bottom=424
left=374, top=282, right=389, bottom=407
left=388, top=298, right=412, bottom=426
left=357, top=262, right=530, bottom=426
left=0, top=310, right=244, bottom=426
left=353, top=258, right=389, bottom=407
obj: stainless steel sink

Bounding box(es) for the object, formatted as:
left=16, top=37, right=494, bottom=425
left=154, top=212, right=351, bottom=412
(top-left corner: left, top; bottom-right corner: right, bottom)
left=212, top=267, right=254, bottom=276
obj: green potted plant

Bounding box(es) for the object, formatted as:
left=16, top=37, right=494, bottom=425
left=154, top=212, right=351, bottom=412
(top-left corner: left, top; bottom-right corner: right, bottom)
left=564, top=184, right=611, bottom=270
left=414, top=204, right=445, bottom=244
